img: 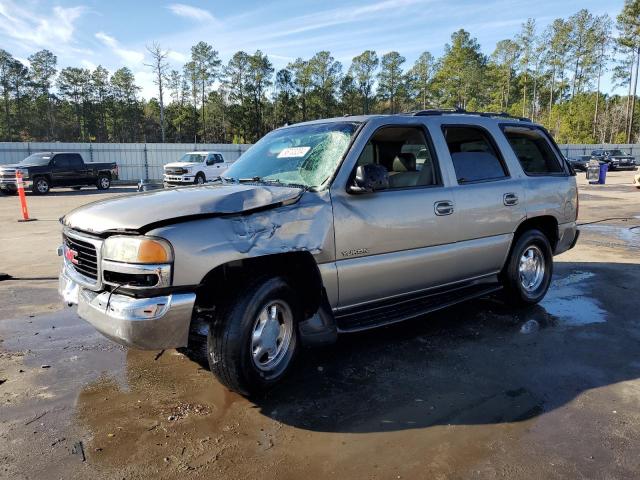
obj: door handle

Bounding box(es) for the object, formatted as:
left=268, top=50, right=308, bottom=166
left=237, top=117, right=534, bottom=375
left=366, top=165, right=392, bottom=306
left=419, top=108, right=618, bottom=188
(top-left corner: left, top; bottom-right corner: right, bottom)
left=434, top=200, right=454, bottom=216
left=503, top=193, right=519, bottom=206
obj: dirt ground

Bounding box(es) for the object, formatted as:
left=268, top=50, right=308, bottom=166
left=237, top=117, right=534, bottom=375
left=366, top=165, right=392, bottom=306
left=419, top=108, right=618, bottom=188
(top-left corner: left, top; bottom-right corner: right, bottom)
left=1, top=173, right=639, bottom=480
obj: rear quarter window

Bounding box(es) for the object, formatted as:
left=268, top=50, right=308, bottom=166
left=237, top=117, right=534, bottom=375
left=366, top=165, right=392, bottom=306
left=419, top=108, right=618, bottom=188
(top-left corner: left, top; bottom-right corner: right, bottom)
left=501, top=125, right=564, bottom=175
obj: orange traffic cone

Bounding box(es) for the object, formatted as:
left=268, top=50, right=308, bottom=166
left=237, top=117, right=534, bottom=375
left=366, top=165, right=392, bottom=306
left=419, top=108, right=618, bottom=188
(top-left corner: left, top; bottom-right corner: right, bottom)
left=16, top=171, right=36, bottom=222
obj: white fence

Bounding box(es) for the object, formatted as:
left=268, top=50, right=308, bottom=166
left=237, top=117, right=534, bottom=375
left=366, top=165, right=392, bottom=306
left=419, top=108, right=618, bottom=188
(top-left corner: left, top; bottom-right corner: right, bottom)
left=0, top=142, right=251, bottom=181
left=0, top=142, right=637, bottom=181
left=557, top=144, right=640, bottom=158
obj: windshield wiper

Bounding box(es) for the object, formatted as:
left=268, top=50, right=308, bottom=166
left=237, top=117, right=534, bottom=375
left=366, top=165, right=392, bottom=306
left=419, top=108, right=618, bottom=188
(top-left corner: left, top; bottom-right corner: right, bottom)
left=238, top=176, right=308, bottom=190
left=238, top=176, right=268, bottom=183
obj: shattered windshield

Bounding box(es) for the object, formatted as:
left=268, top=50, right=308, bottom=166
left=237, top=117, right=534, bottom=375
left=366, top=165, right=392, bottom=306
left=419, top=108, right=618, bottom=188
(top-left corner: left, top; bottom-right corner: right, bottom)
left=223, top=122, right=359, bottom=188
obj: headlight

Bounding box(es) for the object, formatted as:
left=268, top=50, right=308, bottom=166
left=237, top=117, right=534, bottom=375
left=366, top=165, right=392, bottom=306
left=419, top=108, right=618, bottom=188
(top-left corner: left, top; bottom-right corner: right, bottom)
left=16, top=169, right=28, bottom=179
left=103, top=236, right=173, bottom=264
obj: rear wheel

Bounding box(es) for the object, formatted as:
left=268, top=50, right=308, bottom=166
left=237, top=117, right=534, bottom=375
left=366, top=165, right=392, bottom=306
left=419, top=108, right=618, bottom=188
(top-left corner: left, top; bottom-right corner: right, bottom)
left=32, top=176, right=50, bottom=195
left=207, top=276, right=299, bottom=395
left=96, top=174, right=111, bottom=190
left=501, top=229, right=553, bottom=306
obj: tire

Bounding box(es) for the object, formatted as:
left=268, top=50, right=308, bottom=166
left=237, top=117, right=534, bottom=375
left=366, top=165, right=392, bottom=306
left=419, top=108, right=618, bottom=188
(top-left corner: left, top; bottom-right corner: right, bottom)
left=501, top=229, right=553, bottom=306
left=96, top=174, right=111, bottom=190
left=194, top=173, right=206, bottom=185
left=32, top=176, right=50, bottom=195
left=207, top=276, right=299, bottom=395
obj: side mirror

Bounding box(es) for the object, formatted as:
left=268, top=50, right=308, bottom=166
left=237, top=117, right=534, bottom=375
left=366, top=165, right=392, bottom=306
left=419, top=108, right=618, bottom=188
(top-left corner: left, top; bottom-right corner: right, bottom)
left=349, top=164, right=389, bottom=194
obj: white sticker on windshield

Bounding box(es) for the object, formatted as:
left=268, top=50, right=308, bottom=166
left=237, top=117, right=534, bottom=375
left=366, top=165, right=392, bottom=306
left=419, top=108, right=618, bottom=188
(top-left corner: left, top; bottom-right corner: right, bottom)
left=277, top=146, right=310, bottom=158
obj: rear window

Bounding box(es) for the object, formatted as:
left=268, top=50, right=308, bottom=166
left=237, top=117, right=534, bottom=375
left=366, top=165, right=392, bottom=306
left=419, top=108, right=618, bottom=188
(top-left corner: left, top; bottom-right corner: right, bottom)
left=502, top=126, right=564, bottom=175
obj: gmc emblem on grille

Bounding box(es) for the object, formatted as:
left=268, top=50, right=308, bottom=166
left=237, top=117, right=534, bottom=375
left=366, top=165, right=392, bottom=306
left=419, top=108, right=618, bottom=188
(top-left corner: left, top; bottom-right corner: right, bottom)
left=65, top=246, right=79, bottom=265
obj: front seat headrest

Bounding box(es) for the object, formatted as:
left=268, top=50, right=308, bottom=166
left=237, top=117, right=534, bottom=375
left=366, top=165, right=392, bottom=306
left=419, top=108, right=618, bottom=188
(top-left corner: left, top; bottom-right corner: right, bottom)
left=392, top=152, right=416, bottom=172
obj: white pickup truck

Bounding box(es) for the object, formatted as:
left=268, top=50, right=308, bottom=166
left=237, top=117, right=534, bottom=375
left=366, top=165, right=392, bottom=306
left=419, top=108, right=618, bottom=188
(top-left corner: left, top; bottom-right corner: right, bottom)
left=163, top=151, right=231, bottom=186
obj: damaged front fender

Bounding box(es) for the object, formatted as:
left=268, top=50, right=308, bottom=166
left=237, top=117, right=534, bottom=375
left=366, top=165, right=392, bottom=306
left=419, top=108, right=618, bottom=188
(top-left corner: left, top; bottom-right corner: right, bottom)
left=147, top=190, right=336, bottom=288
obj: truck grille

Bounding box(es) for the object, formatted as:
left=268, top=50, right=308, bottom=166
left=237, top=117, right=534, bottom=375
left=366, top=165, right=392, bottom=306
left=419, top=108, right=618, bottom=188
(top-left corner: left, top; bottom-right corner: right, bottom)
left=165, top=167, right=186, bottom=175
left=0, top=170, right=16, bottom=179
left=64, top=233, right=99, bottom=281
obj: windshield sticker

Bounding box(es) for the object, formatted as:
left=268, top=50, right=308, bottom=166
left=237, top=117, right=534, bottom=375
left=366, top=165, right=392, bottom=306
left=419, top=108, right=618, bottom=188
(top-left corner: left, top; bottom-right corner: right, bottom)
left=277, top=146, right=310, bottom=158
left=42, top=156, right=51, bottom=159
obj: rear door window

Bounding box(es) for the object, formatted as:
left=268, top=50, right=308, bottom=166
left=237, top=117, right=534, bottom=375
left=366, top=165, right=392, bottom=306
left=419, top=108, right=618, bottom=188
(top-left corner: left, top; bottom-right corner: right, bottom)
left=501, top=125, right=564, bottom=175
left=67, top=154, right=83, bottom=167
left=442, top=126, right=508, bottom=184
left=54, top=155, right=70, bottom=168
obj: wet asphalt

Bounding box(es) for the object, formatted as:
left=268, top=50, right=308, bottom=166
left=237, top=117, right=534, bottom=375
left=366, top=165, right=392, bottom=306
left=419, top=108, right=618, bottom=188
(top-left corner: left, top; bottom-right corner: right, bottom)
left=1, top=175, right=639, bottom=479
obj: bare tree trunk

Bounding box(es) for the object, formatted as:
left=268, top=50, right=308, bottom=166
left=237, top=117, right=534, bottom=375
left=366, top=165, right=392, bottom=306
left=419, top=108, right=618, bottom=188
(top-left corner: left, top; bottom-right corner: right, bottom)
left=593, top=49, right=603, bottom=139
left=201, top=81, right=206, bottom=142
left=625, top=50, right=635, bottom=137
left=522, top=72, right=527, bottom=118
left=628, top=48, right=640, bottom=143
left=506, top=70, right=511, bottom=109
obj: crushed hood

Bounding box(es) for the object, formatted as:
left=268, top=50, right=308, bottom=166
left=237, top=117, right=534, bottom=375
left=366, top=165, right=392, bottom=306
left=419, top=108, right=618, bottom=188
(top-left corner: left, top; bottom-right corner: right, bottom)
left=63, top=183, right=305, bottom=234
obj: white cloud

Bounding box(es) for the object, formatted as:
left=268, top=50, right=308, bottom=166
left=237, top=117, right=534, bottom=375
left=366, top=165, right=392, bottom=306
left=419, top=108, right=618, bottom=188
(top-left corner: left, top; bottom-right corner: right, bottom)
left=0, top=1, right=86, bottom=49
left=95, top=31, right=144, bottom=65
left=167, top=3, right=214, bottom=22
left=80, top=59, right=97, bottom=70
left=134, top=70, right=159, bottom=101
left=167, top=50, right=187, bottom=62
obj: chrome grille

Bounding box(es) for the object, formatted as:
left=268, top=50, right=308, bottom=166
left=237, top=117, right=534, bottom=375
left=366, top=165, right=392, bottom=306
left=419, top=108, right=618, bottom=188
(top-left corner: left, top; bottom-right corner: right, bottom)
left=165, top=167, right=186, bottom=175
left=64, top=233, right=99, bottom=281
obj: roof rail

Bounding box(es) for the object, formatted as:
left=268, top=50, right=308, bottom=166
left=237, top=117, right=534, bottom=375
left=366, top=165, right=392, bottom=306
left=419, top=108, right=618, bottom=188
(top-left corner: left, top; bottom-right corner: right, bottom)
left=408, top=108, right=531, bottom=122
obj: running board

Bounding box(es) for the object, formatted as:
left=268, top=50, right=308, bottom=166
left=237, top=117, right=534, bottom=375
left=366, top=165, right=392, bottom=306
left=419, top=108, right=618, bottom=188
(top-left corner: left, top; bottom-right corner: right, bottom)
left=335, top=282, right=502, bottom=332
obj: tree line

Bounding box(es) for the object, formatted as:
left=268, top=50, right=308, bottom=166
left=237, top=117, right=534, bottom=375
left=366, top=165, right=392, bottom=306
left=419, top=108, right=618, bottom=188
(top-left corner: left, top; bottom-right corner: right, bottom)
left=1, top=1, right=639, bottom=145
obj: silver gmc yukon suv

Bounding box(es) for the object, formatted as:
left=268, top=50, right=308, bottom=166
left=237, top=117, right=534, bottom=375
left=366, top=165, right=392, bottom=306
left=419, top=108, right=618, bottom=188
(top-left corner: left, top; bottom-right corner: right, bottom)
left=59, top=110, right=579, bottom=395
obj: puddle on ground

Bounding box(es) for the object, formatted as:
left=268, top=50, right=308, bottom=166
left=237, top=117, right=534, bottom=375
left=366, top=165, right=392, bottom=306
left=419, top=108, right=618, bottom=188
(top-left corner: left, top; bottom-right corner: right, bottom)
left=582, top=224, right=640, bottom=248
left=540, top=271, right=607, bottom=327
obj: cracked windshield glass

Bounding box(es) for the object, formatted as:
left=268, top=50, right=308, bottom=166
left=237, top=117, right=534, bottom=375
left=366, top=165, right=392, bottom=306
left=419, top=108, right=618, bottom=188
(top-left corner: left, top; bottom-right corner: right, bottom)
left=223, top=122, right=359, bottom=188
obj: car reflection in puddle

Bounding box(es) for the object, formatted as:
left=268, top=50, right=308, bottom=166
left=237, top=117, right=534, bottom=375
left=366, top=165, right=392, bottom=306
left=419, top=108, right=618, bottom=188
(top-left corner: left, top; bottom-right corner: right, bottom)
left=539, top=271, right=607, bottom=327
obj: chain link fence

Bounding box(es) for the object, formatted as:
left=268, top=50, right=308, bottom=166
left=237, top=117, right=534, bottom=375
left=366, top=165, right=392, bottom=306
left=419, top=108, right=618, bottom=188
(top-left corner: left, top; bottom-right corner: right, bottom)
left=0, top=142, right=251, bottom=181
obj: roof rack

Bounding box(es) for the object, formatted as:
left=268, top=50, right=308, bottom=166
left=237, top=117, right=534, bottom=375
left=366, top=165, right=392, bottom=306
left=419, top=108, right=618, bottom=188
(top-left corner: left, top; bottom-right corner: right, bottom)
left=407, top=108, right=531, bottom=122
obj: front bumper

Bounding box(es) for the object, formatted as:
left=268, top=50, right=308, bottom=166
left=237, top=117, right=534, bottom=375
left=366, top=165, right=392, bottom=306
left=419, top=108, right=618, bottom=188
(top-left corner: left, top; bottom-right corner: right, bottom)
left=0, top=179, right=32, bottom=190
left=59, top=267, right=196, bottom=350
left=609, top=163, right=637, bottom=171
left=163, top=174, right=195, bottom=185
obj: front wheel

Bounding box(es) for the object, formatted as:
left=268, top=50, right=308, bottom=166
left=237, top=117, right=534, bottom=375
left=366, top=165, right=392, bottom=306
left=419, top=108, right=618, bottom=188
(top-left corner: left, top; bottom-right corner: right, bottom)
left=501, top=229, right=553, bottom=306
left=194, top=173, right=205, bottom=185
left=32, top=176, right=50, bottom=195
left=207, top=277, right=299, bottom=395
left=96, top=174, right=111, bottom=190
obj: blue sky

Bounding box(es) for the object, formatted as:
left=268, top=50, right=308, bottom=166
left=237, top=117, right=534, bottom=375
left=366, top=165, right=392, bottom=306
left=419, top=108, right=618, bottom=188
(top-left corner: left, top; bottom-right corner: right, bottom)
left=0, top=0, right=626, bottom=99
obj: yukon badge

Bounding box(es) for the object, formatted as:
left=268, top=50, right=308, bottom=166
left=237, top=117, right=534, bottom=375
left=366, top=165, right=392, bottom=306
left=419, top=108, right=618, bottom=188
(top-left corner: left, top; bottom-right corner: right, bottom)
left=341, top=248, right=369, bottom=257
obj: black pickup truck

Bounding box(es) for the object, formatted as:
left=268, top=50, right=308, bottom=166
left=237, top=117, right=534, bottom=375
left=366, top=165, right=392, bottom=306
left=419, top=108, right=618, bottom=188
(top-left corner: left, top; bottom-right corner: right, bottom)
left=0, top=152, right=118, bottom=195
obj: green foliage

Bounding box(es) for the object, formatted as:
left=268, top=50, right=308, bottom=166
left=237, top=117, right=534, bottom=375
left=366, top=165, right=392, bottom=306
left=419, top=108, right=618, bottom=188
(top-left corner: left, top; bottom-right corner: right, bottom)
left=0, top=4, right=639, bottom=144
